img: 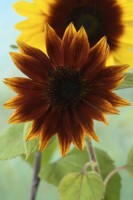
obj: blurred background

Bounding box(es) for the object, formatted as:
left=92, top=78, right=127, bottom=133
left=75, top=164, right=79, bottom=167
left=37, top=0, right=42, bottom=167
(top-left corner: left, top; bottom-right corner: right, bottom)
left=0, top=0, right=133, bottom=199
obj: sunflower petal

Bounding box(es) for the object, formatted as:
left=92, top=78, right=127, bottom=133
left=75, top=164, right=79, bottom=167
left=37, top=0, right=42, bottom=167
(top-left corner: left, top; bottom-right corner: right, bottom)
left=33, top=0, right=56, bottom=14
left=15, top=17, right=44, bottom=30
left=58, top=114, right=71, bottom=156
left=86, top=95, right=119, bottom=114
left=61, top=23, right=76, bottom=65
left=69, top=26, right=90, bottom=70
left=4, top=96, right=22, bottom=109
left=13, top=1, right=42, bottom=17
left=112, top=46, right=133, bottom=67
left=121, top=2, right=133, bottom=22
left=82, top=100, right=108, bottom=125
left=45, top=24, right=63, bottom=66
left=17, top=41, right=54, bottom=71
left=3, top=77, right=44, bottom=95
left=91, top=65, right=128, bottom=89
left=118, top=25, right=133, bottom=46
left=82, top=37, right=109, bottom=78
left=27, top=32, right=47, bottom=53
left=39, top=108, right=58, bottom=151
left=67, top=110, right=85, bottom=150
left=10, top=52, right=50, bottom=82
left=91, top=90, right=130, bottom=107
left=26, top=125, right=39, bottom=141
left=26, top=113, right=50, bottom=141
left=73, top=108, right=99, bottom=142
left=8, top=102, right=48, bottom=124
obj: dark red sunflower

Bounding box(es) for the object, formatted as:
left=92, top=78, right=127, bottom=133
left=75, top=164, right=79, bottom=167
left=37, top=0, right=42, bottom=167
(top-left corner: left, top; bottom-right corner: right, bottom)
left=4, top=23, right=129, bottom=156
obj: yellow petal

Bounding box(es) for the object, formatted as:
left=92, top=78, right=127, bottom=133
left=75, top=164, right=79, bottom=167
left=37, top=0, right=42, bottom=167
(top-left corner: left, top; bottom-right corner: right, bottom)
left=118, top=25, right=133, bottom=47
left=106, top=54, right=115, bottom=66
left=27, top=32, right=46, bottom=53
left=16, top=25, right=43, bottom=42
left=121, top=2, right=133, bottom=22
left=13, top=1, right=42, bottom=17
left=33, top=0, right=56, bottom=14
left=17, top=31, right=46, bottom=53
left=112, top=46, right=133, bottom=67
left=15, top=18, right=44, bottom=30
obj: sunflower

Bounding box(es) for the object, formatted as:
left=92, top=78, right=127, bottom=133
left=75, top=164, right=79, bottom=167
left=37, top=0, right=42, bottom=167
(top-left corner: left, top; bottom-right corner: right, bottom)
left=4, top=23, right=129, bottom=156
left=14, top=0, right=133, bottom=66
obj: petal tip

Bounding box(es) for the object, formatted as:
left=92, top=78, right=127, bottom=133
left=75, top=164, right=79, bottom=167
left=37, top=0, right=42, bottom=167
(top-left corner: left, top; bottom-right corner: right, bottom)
left=38, top=144, right=44, bottom=152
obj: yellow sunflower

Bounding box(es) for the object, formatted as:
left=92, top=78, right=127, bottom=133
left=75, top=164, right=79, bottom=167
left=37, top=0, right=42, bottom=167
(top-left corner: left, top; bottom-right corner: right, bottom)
left=14, top=0, right=133, bottom=66
left=4, top=23, right=129, bottom=156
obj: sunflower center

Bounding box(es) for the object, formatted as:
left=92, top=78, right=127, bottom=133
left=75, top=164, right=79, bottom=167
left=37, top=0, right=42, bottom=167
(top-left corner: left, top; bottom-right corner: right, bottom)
left=45, top=67, right=89, bottom=110
left=67, top=6, right=103, bottom=45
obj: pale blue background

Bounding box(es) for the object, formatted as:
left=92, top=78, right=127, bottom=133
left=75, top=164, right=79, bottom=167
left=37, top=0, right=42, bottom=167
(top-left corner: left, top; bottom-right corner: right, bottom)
left=0, top=1, right=133, bottom=200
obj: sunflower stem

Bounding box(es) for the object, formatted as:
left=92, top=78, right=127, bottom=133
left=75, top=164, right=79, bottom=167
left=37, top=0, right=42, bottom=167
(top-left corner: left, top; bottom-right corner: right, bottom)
left=30, top=152, right=41, bottom=200
left=104, top=165, right=126, bottom=187
left=86, top=137, right=101, bottom=174
left=81, top=161, right=96, bottom=174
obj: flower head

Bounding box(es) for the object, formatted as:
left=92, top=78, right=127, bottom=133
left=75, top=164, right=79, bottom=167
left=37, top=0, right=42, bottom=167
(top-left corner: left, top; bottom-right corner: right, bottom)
left=4, top=23, right=130, bottom=156
left=14, top=0, right=133, bottom=66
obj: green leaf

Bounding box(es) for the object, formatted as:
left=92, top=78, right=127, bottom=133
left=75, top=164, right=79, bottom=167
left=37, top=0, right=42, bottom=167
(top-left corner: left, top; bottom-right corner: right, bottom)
left=116, top=73, right=133, bottom=90
left=23, top=135, right=58, bottom=168
left=39, top=136, right=58, bottom=167
left=96, top=149, right=121, bottom=200
left=0, top=124, right=25, bottom=160
left=59, top=172, right=104, bottom=200
left=23, top=122, right=38, bottom=159
left=126, top=146, right=133, bottom=177
left=41, top=148, right=121, bottom=200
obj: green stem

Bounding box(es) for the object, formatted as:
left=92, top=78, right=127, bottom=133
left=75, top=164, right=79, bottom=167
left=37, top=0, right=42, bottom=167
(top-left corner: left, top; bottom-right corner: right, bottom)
left=30, top=152, right=41, bottom=200
left=81, top=161, right=96, bottom=174
left=104, top=165, right=126, bottom=187
left=86, top=137, right=101, bottom=174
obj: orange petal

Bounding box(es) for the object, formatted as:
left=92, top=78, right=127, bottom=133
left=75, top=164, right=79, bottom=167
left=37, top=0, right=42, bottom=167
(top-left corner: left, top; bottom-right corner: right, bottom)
left=4, top=96, right=22, bottom=109
left=86, top=95, right=119, bottom=115
left=82, top=100, right=108, bottom=125
left=26, top=120, right=42, bottom=141
left=100, top=65, right=128, bottom=78
left=10, top=52, right=49, bottom=83
left=45, top=24, right=63, bottom=66
left=26, top=113, right=50, bottom=141
left=58, top=133, right=71, bottom=156
left=91, top=72, right=126, bottom=90
left=39, top=107, right=58, bottom=151
left=8, top=101, right=49, bottom=124
left=73, top=108, right=99, bottom=142
left=92, top=90, right=130, bottom=107
left=26, top=128, right=39, bottom=141
left=17, top=41, right=54, bottom=72
left=69, top=26, right=90, bottom=70
left=3, top=77, right=44, bottom=95
left=57, top=112, right=71, bottom=156
left=61, top=23, right=77, bottom=65
left=82, top=37, right=109, bottom=78
left=64, top=110, right=85, bottom=150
